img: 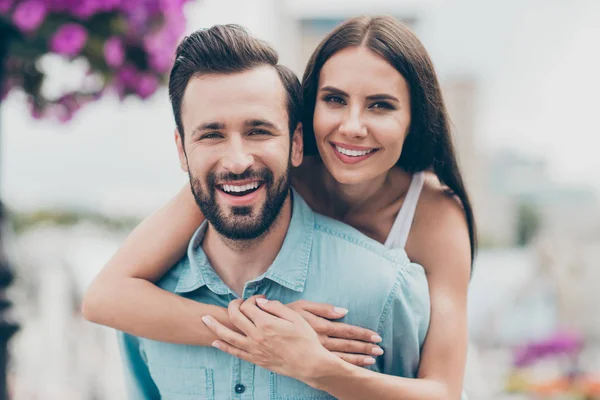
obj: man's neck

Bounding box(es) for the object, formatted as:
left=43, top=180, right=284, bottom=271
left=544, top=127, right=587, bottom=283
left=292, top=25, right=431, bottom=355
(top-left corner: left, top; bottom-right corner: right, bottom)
left=202, top=195, right=293, bottom=296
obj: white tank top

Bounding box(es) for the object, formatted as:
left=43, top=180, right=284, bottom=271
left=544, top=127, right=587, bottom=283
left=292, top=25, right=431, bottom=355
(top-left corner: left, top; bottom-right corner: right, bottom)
left=384, top=171, right=425, bottom=249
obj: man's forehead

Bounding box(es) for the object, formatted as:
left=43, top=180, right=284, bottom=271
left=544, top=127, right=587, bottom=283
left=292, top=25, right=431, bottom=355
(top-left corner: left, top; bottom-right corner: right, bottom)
left=181, top=67, right=287, bottom=128
left=183, top=67, right=285, bottom=107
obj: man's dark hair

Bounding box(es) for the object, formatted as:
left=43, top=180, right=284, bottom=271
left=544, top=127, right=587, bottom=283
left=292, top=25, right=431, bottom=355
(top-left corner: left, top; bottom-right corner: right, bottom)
left=168, top=24, right=302, bottom=138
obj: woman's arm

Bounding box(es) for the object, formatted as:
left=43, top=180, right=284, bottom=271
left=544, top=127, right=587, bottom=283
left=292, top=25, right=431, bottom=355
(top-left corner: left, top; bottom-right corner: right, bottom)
left=204, top=192, right=471, bottom=399
left=82, top=183, right=230, bottom=345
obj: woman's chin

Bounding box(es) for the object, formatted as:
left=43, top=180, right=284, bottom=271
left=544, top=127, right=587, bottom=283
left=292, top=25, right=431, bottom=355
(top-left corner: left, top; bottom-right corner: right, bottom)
left=328, top=169, right=370, bottom=186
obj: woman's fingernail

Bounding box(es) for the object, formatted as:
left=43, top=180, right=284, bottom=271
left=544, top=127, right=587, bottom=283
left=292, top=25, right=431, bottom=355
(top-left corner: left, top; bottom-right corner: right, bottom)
left=364, top=357, right=376, bottom=365
left=202, top=316, right=213, bottom=325
left=256, top=298, right=269, bottom=305
left=371, top=347, right=384, bottom=356
left=212, top=341, right=220, bottom=349
left=371, top=335, right=383, bottom=343
left=333, top=307, right=348, bottom=315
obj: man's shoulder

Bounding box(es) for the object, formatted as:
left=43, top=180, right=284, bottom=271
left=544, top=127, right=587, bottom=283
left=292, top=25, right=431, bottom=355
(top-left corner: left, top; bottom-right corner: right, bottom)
left=155, top=255, right=190, bottom=293
left=308, top=213, right=429, bottom=321
left=311, top=213, right=408, bottom=267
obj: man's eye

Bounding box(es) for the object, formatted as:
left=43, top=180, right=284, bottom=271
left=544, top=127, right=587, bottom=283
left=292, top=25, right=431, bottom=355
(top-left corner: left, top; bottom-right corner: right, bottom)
left=201, top=132, right=222, bottom=140
left=249, top=129, right=272, bottom=136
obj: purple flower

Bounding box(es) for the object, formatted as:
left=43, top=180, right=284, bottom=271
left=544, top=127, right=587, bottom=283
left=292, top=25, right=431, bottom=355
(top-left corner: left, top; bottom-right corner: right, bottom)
left=71, top=0, right=107, bottom=19
left=149, top=52, right=173, bottom=74
left=50, top=24, right=88, bottom=57
left=103, top=37, right=125, bottom=68
left=0, top=0, right=14, bottom=14
left=116, top=64, right=140, bottom=89
left=12, top=0, right=47, bottom=33
left=136, top=73, right=159, bottom=99
left=144, top=31, right=176, bottom=73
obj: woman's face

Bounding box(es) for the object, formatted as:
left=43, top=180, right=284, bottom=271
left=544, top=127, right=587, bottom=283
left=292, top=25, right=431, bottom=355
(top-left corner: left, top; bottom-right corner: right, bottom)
left=313, top=46, right=411, bottom=185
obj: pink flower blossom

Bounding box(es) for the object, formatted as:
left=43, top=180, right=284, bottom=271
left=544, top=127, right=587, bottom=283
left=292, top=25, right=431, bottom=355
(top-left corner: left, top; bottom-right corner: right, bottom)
left=149, top=53, right=173, bottom=74
left=116, top=64, right=140, bottom=89
left=136, top=73, right=159, bottom=99
left=0, top=0, right=14, bottom=14
left=12, top=0, right=47, bottom=33
left=50, top=24, right=88, bottom=57
left=103, top=37, right=125, bottom=68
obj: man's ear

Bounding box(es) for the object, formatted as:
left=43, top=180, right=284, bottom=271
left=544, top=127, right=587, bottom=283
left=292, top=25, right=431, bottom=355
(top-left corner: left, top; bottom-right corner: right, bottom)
left=290, top=123, right=304, bottom=168
left=174, top=128, right=188, bottom=173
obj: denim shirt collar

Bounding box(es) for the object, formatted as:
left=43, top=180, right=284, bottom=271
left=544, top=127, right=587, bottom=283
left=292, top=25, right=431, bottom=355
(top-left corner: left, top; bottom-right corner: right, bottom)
left=174, top=189, right=314, bottom=295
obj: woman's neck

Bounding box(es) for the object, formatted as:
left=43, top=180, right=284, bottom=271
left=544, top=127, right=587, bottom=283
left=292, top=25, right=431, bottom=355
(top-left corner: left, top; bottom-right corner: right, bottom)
left=319, top=164, right=393, bottom=219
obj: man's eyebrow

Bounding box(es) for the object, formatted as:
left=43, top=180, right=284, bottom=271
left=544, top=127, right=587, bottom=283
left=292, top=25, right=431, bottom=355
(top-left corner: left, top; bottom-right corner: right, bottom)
left=244, top=119, right=278, bottom=130
left=192, top=122, right=225, bottom=136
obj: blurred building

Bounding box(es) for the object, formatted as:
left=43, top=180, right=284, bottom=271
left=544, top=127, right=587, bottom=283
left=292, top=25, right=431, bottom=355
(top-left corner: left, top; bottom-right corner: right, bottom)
left=478, top=150, right=600, bottom=247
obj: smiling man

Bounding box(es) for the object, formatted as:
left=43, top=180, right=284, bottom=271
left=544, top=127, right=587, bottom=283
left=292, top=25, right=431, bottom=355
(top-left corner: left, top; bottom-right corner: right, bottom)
left=117, top=24, right=430, bottom=399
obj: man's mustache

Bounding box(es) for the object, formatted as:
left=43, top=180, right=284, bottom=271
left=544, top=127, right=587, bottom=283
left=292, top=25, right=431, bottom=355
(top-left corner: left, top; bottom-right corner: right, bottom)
left=208, top=168, right=273, bottom=185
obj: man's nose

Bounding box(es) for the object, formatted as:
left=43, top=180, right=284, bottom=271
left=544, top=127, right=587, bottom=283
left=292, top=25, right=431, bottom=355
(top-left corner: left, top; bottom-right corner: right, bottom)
left=221, top=137, right=254, bottom=175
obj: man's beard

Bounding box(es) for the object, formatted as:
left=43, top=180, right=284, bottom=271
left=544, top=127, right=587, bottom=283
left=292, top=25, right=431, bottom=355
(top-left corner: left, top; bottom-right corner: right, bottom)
left=189, top=163, right=291, bottom=241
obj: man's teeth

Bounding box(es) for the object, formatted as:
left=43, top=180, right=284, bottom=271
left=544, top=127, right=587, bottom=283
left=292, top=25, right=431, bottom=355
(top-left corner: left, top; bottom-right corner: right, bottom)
left=222, top=182, right=260, bottom=193
left=335, top=145, right=374, bottom=157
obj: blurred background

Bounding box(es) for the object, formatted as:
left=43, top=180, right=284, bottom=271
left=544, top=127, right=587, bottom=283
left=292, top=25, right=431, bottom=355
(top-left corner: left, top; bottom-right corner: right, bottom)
left=1, top=0, right=600, bottom=399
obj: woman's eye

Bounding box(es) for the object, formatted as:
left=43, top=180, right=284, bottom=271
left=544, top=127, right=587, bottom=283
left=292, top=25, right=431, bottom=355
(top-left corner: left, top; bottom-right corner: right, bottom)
left=370, top=102, right=395, bottom=110
left=324, top=95, right=346, bottom=105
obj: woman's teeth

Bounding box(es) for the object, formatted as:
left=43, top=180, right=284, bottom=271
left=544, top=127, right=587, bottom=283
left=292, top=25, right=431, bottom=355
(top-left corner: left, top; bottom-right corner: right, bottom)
left=335, top=145, right=374, bottom=157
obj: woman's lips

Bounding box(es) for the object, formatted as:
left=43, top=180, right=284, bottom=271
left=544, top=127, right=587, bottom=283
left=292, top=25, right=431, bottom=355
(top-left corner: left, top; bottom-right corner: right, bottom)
left=329, top=142, right=379, bottom=164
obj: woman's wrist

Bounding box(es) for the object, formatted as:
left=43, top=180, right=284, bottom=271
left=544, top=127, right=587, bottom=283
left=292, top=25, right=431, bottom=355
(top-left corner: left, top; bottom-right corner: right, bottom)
left=303, top=352, right=356, bottom=390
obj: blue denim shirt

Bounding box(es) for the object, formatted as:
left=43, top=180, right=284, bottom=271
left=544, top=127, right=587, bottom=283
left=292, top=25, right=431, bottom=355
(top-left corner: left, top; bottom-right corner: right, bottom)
left=118, top=191, right=430, bottom=400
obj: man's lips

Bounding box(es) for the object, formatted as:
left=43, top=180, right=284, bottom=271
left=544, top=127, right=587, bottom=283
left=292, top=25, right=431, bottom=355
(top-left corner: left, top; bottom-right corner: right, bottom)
left=216, top=183, right=265, bottom=206
left=215, top=179, right=262, bottom=186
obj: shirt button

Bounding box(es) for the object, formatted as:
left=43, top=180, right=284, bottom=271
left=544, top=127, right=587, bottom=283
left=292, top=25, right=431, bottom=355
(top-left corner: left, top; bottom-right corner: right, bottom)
left=235, top=383, right=245, bottom=394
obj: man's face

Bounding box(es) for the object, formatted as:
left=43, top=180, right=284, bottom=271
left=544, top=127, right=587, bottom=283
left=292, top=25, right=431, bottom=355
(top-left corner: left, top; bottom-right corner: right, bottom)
left=176, top=66, right=303, bottom=240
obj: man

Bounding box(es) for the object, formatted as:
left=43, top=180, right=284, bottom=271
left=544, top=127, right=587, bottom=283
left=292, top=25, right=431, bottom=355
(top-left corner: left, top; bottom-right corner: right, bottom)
left=119, top=24, right=430, bottom=399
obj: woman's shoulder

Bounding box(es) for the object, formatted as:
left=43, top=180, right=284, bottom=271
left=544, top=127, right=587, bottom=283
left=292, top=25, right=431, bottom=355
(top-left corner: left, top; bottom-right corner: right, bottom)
left=407, top=171, right=471, bottom=271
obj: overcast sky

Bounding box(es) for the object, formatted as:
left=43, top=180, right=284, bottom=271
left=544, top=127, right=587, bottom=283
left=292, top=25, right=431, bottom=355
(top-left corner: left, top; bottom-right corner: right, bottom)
left=1, top=0, right=599, bottom=216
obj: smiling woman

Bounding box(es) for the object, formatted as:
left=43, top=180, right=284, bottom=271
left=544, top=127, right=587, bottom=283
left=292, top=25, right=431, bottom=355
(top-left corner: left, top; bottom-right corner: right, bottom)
left=312, top=47, right=410, bottom=182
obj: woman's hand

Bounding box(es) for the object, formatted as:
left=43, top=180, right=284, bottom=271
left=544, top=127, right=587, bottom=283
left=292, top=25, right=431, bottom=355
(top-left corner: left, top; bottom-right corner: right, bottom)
left=201, top=296, right=383, bottom=381
left=286, top=299, right=384, bottom=365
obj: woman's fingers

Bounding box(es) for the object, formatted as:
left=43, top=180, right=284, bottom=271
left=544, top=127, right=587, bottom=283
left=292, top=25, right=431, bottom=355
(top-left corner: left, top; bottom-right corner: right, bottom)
left=302, top=313, right=382, bottom=343
left=254, top=298, right=302, bottom=324
left=228, top=298, right=258, bottom=336
left=331, top=352, right=377, bottom=367
left=239, top=296, right=286, bottom=327
left=321, top=337, right=384, bottom=357
left=212, top=340, right=253, bottom=363
left=290, top=299, right=348, bottom=319
left=201, top=315, right=251, bottom=349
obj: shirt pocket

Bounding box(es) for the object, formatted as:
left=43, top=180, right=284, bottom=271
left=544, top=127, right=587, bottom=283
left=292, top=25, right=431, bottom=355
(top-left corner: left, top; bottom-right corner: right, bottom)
left=148, top=364, right=214, bottom=400
left=270, top=373, right=336, bottom=400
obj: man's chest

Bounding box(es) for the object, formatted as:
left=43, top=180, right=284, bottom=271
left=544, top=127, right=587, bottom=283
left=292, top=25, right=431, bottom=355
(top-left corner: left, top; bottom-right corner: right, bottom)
left=140, top=340, right=337, bottom=400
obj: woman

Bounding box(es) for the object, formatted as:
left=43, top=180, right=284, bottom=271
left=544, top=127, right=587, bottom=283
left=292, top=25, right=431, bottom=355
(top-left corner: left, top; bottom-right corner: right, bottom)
left=83, top=16, right=474, bottom=399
